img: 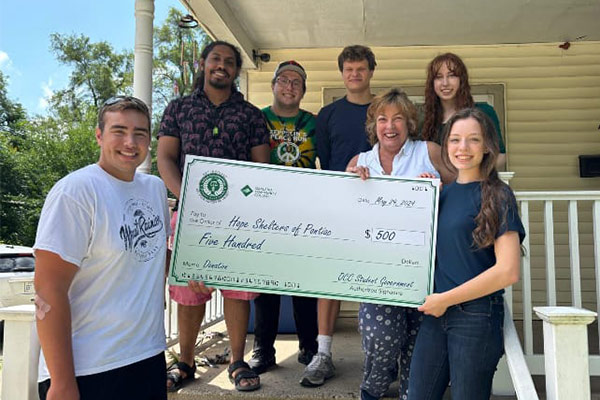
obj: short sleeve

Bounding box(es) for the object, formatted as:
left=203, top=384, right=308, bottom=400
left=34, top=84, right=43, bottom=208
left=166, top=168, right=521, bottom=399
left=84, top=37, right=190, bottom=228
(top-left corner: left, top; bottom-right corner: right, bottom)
left=34, top=188, right=93, bottom=268
left=157, top=98, right=182, bottom=139
left=248, top=106, right=269, bottom=148
left=497, top=188, right=525, bottom=243
left=160, top=183, right=172, bottom=238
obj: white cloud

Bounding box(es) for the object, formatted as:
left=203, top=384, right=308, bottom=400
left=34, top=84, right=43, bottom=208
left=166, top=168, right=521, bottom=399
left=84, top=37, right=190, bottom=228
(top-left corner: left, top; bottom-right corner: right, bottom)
left=0, top=51, right=9, bottom=68
left=37, top=78, right=54, bottom=111
left=0, top=51, right=21, bottom=77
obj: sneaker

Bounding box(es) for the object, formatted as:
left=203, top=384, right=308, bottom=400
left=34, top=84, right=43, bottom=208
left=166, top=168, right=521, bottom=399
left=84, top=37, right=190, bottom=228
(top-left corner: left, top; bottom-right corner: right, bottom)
left=297, top=348, right=316, bottom=365
left=248, top=349, right=276, bottom=375
left=299, top=352, right=335, bottom=387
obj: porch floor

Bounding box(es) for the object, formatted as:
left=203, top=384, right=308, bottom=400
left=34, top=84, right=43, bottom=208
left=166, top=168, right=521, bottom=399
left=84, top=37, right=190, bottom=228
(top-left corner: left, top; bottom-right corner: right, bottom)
left=167, top=317, right=566, bottom=400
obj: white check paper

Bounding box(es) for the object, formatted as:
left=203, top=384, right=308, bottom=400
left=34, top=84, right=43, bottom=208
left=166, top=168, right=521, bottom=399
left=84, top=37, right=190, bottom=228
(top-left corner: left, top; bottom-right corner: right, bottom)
left=168, top=156, right=440, bottom=307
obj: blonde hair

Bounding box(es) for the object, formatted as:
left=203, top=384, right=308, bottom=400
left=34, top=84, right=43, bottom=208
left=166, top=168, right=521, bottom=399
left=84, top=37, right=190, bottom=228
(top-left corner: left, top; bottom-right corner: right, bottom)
left=365, top=88, right=418, bottom=145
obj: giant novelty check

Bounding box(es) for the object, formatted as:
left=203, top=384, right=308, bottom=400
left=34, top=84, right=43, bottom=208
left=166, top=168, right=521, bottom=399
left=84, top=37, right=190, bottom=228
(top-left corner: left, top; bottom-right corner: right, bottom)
left=168, top=156, right=440, bottom=307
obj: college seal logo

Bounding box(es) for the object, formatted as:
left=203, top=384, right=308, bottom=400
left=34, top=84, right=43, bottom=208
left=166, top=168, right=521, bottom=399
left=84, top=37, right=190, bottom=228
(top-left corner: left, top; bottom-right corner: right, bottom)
left=119, top=198, right=164, bottom=262
left=199, top=171, right=228, bottom=202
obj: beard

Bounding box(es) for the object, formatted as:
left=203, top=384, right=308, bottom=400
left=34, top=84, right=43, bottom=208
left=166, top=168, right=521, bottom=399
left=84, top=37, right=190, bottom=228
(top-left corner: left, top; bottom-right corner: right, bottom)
left=205, top=69, right=233, bottom=90
left=208, top=77, right=231, bottom=89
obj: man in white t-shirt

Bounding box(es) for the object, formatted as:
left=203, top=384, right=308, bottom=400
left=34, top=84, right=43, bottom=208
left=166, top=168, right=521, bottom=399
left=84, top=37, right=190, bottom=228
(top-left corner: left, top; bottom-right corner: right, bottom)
left=34, top=96, right=170, bottom=400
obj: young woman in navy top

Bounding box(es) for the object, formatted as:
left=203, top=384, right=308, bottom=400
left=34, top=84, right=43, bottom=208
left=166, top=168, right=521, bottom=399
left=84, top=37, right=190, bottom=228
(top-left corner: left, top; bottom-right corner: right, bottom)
left=408, top=107, right=525, bottom=400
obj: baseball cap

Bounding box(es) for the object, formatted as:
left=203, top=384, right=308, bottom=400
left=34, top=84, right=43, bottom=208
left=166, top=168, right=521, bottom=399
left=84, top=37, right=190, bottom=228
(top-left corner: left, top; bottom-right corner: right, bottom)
left=274, top=60, right=307, bottom=81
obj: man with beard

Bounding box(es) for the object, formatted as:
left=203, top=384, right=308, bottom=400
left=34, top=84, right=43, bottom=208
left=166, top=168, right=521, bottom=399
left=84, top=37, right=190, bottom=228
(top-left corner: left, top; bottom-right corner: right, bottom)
left=157, top=40, right=269, bottom=393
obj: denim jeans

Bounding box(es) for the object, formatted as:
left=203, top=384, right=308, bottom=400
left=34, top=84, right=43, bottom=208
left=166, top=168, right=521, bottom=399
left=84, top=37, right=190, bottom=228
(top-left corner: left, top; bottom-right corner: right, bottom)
left=407, top=295, right=504, bottom=400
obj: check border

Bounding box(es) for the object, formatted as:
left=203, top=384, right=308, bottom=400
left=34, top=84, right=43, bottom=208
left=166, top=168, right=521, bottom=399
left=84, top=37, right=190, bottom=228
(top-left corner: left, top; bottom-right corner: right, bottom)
left=168, top=156, right=439, bottom=307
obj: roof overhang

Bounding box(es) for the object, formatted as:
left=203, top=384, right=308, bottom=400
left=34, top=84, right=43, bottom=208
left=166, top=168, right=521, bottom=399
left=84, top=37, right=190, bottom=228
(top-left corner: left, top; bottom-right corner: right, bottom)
left=180, top=0, right=600, bottom=69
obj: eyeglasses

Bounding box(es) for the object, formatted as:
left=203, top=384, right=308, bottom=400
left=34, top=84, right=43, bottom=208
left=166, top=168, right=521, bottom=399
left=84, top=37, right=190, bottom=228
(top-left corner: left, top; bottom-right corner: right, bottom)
left=102, top=96, right=149, bottom=111
left=276, top=76, right=303, bottom=90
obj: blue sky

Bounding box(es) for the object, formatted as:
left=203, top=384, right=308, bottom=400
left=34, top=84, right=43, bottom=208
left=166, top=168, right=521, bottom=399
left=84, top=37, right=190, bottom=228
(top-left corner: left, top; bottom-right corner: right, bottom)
left=0, top=0, right=183, bottom=115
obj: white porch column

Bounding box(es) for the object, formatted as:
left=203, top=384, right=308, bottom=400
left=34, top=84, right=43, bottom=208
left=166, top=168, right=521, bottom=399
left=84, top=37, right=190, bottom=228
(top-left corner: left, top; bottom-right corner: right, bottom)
left=0, top=305, right=39, bottom=400
left=133, top=0, right=154, bottom=174
left=534, top=306, right=596, bottom=400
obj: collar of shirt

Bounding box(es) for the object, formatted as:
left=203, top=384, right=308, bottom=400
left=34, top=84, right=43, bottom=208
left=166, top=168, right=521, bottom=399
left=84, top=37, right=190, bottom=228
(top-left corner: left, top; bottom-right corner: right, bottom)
left=191, top=88, right=244, bottom=108
left=367, top=139, right=416, bottom=175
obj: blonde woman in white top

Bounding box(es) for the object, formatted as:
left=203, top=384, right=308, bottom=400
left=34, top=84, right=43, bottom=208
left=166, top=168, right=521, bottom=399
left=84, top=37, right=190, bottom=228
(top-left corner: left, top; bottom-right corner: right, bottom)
left=346, top=88, right=454, bottom=400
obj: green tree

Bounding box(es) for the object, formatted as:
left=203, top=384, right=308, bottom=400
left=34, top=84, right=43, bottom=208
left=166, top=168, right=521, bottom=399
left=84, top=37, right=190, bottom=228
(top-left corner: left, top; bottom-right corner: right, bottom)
left=1, top=11, right=211, bottom=244
left=50, top=33, right=134, bottom=111
left=151, top=9, right=209, bottom=176
left=153, top=9, right=209, bottom=114
left=0, top=105, right=99, bottom=245
left=0, top=71, right=29, bottom=243
left=0, top=71, right=27, bottom=147
left=0, top=33, right=130, bottom=245
left=0, top=72, right=26, bottom=133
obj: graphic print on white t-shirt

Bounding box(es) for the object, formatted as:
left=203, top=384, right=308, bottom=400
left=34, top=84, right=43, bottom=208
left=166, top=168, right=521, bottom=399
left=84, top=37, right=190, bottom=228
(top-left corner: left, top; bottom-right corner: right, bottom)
left=119, top=198, right=165, bottom=262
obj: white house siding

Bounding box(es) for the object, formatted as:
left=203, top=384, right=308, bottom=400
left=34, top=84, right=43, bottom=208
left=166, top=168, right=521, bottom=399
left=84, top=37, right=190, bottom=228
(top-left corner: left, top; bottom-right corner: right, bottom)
left=245, top=42, right=600, bottom=318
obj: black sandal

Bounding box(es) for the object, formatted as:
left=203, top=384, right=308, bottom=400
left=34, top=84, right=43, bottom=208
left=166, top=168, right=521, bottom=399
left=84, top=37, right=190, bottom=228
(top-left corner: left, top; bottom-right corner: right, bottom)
left=166, top=361, right=196, bottom=392
left=227, top=360, right=261, bottom=392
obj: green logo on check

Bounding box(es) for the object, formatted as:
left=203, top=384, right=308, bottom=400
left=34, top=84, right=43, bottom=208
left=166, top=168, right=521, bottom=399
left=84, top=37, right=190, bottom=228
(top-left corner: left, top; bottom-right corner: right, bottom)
left=241, top=185, right=253, bottom=197
left=199, top=172, right=228, bottom=202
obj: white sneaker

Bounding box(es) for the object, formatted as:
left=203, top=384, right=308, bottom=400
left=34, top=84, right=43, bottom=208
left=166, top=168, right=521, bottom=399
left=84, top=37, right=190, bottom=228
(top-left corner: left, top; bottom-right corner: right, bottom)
left=299, top=352, right=335, bottom=387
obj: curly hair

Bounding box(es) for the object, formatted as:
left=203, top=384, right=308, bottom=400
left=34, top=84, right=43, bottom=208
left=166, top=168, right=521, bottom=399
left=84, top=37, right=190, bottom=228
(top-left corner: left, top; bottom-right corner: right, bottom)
left=365, top=88, right=418, bottom=146
left=192, top=40, right=242, bottom=92
left=440, top=107, right=511, bottom=249
left=337, top=45, right=377, bottom=72
left=421, top=53, right=474, bottom=142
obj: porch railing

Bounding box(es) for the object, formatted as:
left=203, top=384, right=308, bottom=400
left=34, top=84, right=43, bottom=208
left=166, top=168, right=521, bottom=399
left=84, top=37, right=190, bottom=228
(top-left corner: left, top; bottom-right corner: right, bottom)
left=501, top=296, right=539, bottom=399
left=2, top=190, right=598, bottom=399
left=164, top=197, right=226, bottom=346
left=513, top=191, right=600, bottom=377
left=165, top=286, right=225, bottom=347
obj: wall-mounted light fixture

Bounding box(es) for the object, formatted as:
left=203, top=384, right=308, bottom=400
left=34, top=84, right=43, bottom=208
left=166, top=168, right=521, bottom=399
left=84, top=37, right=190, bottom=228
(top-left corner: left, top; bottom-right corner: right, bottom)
left=253, top=49, right=271, bottom=63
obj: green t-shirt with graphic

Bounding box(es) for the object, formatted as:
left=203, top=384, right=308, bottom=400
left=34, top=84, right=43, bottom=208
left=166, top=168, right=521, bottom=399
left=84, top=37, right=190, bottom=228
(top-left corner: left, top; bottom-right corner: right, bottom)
left=262, top=106, right=317, bottom=168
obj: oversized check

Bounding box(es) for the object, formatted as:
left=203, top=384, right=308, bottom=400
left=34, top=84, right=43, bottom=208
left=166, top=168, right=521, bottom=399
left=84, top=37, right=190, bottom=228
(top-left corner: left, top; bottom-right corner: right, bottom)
left=168, top=156, right=440, bottom=307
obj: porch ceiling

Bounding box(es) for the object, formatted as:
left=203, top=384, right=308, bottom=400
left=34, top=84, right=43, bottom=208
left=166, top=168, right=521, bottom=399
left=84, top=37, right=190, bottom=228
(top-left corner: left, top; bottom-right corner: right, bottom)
left=180, top=0, right=600, bottom=68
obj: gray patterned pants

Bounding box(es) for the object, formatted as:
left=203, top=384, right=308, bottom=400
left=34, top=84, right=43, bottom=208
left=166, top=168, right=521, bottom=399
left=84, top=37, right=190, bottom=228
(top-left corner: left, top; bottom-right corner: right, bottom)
left=358, top=303, right=423, bottom=400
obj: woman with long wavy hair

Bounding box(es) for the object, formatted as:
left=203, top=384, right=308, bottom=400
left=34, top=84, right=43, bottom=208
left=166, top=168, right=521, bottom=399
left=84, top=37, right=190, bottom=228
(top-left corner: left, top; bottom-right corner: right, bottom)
left=421, top=53, right=506, bottom=169
left=408, top=108, right=524, bottom=399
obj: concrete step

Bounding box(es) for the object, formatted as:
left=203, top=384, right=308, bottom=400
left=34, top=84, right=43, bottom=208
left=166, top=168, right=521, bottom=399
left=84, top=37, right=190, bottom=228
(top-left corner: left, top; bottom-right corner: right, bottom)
left=167, top=319, right=522, bottom=399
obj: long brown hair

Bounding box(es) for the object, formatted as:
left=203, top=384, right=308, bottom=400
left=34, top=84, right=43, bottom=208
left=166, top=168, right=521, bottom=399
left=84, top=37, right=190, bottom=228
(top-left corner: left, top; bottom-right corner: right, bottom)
left=441, top=108, right=511, bottom=249
left=422, top=53, right=474, bottom=142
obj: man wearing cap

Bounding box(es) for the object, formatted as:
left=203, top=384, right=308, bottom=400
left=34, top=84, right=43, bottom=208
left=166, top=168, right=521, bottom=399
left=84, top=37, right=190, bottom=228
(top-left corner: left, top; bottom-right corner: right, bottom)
left=157, top=40, right=269, bottom=393
left=247, top=60, right=319, bottom=375
left=301, top=45, right=377, bottom=388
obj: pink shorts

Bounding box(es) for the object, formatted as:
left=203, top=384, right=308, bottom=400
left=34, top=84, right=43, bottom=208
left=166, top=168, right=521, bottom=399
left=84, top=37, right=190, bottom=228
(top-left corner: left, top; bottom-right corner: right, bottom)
left=169, top=285, right=259, bottom=305
left=168, top=211, right=259, bottom=306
